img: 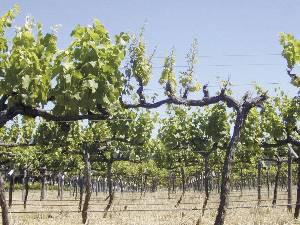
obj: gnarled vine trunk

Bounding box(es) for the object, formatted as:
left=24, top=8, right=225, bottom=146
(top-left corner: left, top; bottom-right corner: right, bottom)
left=272, top=161, right=281, bottom=206
left=23, top=169, right=29, bottom=209
left=0, top=175, right=9, bottom=225
left=8, top=172, right=14, bottom=208
left=294, top=159, right=300, bottom=218
left=82, top=146, right=92, bottom=224
left=287, top=147, right=292, bottom=212
left=57, top=173, right=64, bottom=200
left=214, top=111, right=245, bottom=225
left=167, top=171, right=172, bottom=199
left=40, top=166, right=46, bottom=201
left=202, top=155, right=210, bottom=215
left=257, top=161, right=262, bottom=205
left=239, top=168, right=243, bottom=196
left=104, top=160, right=114, bottom=218
left=78, top=175, right=84, bottom=212
left=266, top=169, right=270, bottom=199
left=175, top=166, right=185, bottom=207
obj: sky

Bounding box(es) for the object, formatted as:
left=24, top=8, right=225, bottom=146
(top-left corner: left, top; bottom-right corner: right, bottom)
left=1, top=0, right=299, bottom=99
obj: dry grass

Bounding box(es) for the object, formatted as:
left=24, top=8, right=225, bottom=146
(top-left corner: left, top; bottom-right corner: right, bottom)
left=5, top=188, right=300, bottom=225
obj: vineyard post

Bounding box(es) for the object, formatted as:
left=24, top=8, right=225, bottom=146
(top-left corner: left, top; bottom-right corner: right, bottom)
left=103, top=158, right=114, bottom=218
left=120, top=178, right=124, bottom=193
left=239, top=168, right=243, bottom=197
left=196, top=171, right=201, bottom=192
left=95, top=177, right=98, bottom=196
left=21, top=169, right=25, bottom=201
left=78, top=175, right=84, bottom=212
left=8, top=170, right=14, bottom=208
left=287, top=147, right=292, bottom=212
left=73, top=176, right=78, bottom=199
left=217, top=172, right=220, bottom=193
left=40, top=166, right=46, bottom=201
left=57, top=172, right=64, bottom=200
left=57, top=173, right=61, bottom=199
left=181, top=166, right=186, bottom=194
left=82, top=142, right=92, bottom=224
left=0, top=174, right=9, bottom=225
left=141, top=173, right=148, bottom=197
left=202, top=155, right=210, bottom=215
left=172, top=173, right=176, bottom=193
left=23, top=169, right=29, bottom=209
left=266, top=168, right=270, bottom=199
left=175, top=165, right=186, bottom=207
left=294, top=158, right=300, bottom=218
left=272, top=160, right=281, bottom=206
left=257, top=161, right=262, bottom=205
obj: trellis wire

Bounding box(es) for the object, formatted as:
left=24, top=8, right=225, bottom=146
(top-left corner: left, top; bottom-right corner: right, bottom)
left=7, top=203, right=300, bottom=214
left=9, top=196, right=297, bottom=206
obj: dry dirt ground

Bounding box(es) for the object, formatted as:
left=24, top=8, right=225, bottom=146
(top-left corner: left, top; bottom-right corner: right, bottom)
left=5, top=188, right=300, bottom=225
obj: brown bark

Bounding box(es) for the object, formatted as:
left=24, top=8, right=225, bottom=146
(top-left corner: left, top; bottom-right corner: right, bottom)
left=107, top=160, right=113, bottom=198
left=272, top=162, right=281, bottom=206
left=57, top=172, right=64, bottom=201
left=167, top=172, right=171, bottom=199
left=104, top=160, right=114, bottom=218
left=40, top=166, right=46, bottom=201
left=0, top=175, right=9, bottom=225
left=266, top=169, right=270, bottom=199
left=294, top=159, right=300, bottom=218
left=82, top=145, right=92, bottom=224
left=202, top=156, right=210, bottom=215
left=120, top=179, right=124, bottom=193
left=175, top=166, right=185, bottom=208
left=257, top=161, right=262, bottom=205
left=73, top=177, right=78, bottom=199
left=23, top=170, right=29, bottom=209
left=239, top=168, right=243, bottom=197
left=0, top=103, right=109, bottom=127
left=8, top=172, right=14, bottom=208
left=214, top=111, right=245, bottom=225
left=172, top=173, right=176, bottom=193
left=287, top=148, right=292, bottom=212
left=145, top=176, right=148, bottom=194
left=78, top=176, right=84, bottom=212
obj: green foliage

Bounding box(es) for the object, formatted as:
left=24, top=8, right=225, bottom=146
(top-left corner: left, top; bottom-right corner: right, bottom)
left=0, top=4, right=19, bottom=52
left=279, top=33, right=300, bottom=70
left=261, top=92, right=299, bottom=142
left=0, top=7, right=130, bottom=116
left=258, top=90, right=299, bottom=159
left=159, top=50, right=177, bottom=95
left=274, top=94, right=299, bottom=133
left=52, top=20, right=129, bottom=114
left=158, top=105, right=229, bottom=172
left=279, top=33, right=300, bottom=87
left=179, top=39, right=201, bottom=93
left=159, top=107, right=191, bottom=150
left=128, top=34, right=152, bottom=86
left=1, top=17, right=57, bottom=107
left=190, top=104, right=230, bottom=150
left=237, top=108, right=263, bottom=164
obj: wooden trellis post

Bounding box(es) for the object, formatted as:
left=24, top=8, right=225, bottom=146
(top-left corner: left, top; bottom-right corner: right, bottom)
left=0, top=171, right=9, bottom=225
left=57, top=172, right=64, bottom=200
left=8, top=169, right=14, bottom=208
left=257, top=161, right=262, bottom=206
left=40, top=166, right=47, bottom=201
left=82, top=142, right=92, bottom=224
left=287, top=144, right=298, bottom=213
